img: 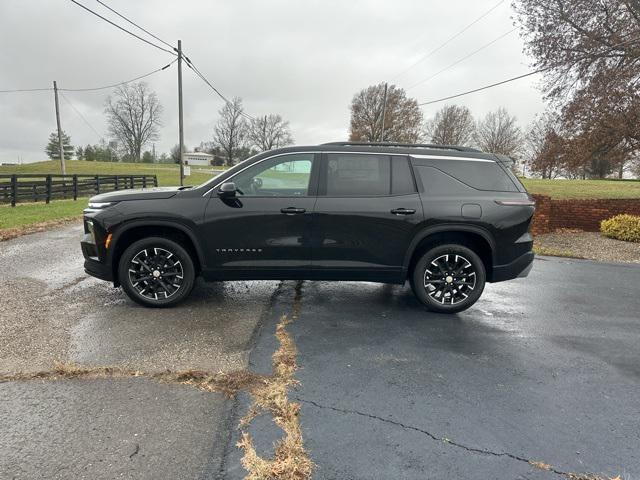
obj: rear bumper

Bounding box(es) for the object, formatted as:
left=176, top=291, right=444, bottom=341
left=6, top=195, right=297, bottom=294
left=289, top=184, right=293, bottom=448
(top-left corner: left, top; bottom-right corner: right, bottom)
left=491, top=251, right=534, bottom=282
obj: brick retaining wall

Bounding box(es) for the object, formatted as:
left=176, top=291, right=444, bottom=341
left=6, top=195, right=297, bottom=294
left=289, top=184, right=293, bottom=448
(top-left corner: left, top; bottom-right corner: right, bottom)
left=531, top=194, right=640, bottom=235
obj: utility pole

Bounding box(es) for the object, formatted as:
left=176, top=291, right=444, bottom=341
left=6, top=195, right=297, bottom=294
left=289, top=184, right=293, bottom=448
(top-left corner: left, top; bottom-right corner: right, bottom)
left=53, top=81, right=66, bottom=174
left=177, top=40, right=185, bottom=186
left=380, top=82, right=388, bottom=142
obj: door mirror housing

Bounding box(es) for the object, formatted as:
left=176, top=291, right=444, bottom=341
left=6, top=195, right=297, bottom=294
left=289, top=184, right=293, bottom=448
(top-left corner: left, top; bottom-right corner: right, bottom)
left=217, top=182, right=237, bottom=198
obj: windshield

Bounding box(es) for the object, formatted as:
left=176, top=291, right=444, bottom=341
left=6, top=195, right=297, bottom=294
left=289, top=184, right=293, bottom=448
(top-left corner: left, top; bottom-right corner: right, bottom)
left=195, top=151, right=264, bottom=189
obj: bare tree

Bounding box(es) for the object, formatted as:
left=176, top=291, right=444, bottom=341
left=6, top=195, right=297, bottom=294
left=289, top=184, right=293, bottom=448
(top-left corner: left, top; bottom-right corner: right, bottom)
left=474, top=108, right=523, bottom=158
left=247, top=114, right=293, bottom=151
left=526, top=112, right=567, bottom=178
left=105, top=82, right=162, bottom=162
left=425, top=105, right=475, bottom=146
left=513, top=0, right=640, bottom=102
left=349, top=83, right=423, bottom=143
left=213, top=97, right=247, bottom=166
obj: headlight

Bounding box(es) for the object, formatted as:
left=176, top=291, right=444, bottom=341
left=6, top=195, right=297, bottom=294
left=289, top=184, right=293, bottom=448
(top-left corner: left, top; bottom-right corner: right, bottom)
left=85, top=219, right=96, bottom=243
left=88, top=201, right=116, bottom=209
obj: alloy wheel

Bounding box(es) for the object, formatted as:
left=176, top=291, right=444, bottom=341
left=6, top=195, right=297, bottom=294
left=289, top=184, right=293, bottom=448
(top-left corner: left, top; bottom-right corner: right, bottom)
left=423, top=254, right=477, bottom=305
left=128, top=247, right=184, bottom=301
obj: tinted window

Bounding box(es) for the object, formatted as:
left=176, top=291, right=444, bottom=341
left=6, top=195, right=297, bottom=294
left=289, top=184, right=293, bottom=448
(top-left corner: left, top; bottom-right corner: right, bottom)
left=232, top=153, right=313, bottom=196
left=432, top=160, right=518, bottom=192
left=414, top=166, right=472, bottom=196
left=326, top=154, right=390, bottom=196
left=391, top=157, right=416, bottom=195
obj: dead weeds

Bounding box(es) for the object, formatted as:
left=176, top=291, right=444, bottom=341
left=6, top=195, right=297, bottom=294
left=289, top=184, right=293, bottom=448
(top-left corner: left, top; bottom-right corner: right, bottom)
left=529, top=460, right=621, bottom=480
left=236, top=281, right=314, bottom=480
left=0, top=360, right=265, bottom=397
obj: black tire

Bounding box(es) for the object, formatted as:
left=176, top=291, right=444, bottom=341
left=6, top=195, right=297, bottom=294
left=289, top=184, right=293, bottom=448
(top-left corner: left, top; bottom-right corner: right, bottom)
left=410, top=244, right=486, bottom=314
left=118, top=236, right=196, bottom=308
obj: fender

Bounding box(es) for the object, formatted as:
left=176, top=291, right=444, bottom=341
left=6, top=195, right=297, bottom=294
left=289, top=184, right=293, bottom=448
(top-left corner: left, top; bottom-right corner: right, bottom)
left=109, top=219, right=206, bottom=270
left=402, top=223, right=496, bottom=271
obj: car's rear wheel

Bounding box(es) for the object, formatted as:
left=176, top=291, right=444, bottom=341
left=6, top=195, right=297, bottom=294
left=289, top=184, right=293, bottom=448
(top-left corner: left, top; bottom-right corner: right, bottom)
left=410, top=244, right=486, bottom=314
left=118, top=237, right=195, bottom=308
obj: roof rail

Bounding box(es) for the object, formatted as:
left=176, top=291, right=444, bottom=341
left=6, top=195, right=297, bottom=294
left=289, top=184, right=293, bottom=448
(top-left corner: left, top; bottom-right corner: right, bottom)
left=321, top=141, right=480, bottom=153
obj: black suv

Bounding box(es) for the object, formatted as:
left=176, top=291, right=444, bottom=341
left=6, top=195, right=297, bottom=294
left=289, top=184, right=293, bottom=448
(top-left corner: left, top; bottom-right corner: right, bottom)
left=81, top=142, right=535, bottom=313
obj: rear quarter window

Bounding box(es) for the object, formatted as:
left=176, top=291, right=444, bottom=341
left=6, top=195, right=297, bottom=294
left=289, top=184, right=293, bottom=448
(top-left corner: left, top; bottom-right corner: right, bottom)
left=427, top=159, right=518, bottom=192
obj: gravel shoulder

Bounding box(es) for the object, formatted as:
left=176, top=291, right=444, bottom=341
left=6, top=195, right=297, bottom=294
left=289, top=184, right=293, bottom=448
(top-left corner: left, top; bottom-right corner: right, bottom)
left=534, top=230, right=640, bottom=263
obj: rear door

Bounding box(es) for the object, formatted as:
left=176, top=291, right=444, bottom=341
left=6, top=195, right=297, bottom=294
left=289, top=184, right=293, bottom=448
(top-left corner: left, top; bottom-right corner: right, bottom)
left=312, top=152, right=424, bottom=279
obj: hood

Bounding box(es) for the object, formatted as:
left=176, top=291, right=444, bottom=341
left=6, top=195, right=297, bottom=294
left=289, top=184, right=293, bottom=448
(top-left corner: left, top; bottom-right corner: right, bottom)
left=89, top=187, right=181, bottom=203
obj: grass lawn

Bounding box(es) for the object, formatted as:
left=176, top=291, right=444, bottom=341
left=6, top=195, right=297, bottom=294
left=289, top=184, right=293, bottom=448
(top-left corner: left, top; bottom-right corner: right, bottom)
left=1, top=160, right=639, bottom=237
left=0, top=197, right=87, bottom=230
left=521, top=178, right=640, bottom=199
left=0, top=160, right=223, bottom=187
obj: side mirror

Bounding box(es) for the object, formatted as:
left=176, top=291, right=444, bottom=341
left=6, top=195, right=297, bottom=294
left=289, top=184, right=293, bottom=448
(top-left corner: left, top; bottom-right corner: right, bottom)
left=217, top=182, right=237, bottom=198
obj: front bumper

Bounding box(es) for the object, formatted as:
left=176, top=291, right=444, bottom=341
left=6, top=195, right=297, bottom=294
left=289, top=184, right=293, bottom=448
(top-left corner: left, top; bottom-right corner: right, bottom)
left=491, top=251, right=534, bottom=282
left=81, top=231, right=113, bottom=282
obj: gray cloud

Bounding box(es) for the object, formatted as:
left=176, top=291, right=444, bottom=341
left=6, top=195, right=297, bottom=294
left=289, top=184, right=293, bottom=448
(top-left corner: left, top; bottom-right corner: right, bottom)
left=0, top=0, right=544, bottom=163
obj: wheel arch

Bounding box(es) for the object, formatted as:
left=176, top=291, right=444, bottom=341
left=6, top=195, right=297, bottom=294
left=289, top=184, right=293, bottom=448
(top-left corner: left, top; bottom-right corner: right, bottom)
left=404, top=225, right=495, bottom=281
left=109, top=220, right=204, bottom=285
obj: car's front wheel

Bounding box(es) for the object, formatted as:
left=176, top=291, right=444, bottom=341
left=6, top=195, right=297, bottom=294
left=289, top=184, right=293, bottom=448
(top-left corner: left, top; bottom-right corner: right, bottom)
left=411, top=244, right=486, bottom=314
left=118, top=237, right=195, bottom=308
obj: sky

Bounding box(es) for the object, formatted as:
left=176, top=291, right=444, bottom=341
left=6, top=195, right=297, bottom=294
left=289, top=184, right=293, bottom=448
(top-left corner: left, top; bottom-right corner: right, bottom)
left=0, top=0, right=545, bottom=164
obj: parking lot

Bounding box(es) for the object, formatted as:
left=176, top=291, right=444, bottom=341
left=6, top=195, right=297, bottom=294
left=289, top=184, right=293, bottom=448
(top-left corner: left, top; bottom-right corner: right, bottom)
left=1, top=224, right=639, bottom=479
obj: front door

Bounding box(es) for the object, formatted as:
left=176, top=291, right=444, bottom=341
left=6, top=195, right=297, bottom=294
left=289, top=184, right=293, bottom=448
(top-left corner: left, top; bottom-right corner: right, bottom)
left=312, top=153, right=423, bottom=279
left=202, top=152, right=318, bottom=277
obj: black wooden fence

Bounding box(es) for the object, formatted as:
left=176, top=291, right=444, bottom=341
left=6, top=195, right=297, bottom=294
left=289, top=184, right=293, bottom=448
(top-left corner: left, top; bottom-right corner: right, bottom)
left=0, top=174, right=158, bottom=206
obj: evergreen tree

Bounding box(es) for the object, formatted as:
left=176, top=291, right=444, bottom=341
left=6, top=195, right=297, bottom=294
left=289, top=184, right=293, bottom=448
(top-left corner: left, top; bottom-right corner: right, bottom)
left=45, top=131, right=74, bottom=160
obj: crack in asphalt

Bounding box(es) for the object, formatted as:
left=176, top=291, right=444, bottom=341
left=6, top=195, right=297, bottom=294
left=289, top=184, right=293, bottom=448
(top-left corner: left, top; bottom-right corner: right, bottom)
left=296, top=397, right=613, bottom=480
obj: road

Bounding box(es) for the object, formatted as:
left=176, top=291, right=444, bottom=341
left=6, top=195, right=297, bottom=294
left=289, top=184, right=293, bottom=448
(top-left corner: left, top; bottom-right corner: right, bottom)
left=1, top=223, right=639, bottom=479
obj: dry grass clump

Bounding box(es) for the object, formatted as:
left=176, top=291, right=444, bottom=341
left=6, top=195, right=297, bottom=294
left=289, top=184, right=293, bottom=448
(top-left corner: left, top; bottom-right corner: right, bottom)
left=529, top=460, right=621, bottom=480
left=236, top=308, right=313, bottom=480
left=0, top=361, right=264, bottom=396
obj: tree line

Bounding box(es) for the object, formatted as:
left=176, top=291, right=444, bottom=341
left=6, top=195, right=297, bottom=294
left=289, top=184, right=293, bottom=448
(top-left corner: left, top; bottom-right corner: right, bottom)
left=45, top=83, right=293, bottom=166
left=348, top=85, right=533, bottom=171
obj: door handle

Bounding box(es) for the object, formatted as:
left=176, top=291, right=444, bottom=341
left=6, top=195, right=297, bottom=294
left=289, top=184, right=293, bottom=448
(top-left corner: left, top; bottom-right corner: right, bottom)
left=281, top=207, right=306, bottom=215
left=390, top=208, right=416, bottom=215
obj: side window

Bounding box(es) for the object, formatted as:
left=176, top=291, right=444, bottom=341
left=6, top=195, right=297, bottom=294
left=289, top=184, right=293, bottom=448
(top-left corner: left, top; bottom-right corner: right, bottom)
left=232, top=154, right=314, bottom=197
left=326, top=154, right=390, bottom=196
left=391, top=157, right=416, bottom=195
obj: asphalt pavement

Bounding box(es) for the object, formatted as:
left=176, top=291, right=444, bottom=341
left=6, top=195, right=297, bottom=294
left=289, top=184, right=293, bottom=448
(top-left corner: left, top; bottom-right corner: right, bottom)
left=0, top=223, right=279, bottom=479
left=230, top=259, right=640, bottom=479
left=1, top=224, right=639, bottom=479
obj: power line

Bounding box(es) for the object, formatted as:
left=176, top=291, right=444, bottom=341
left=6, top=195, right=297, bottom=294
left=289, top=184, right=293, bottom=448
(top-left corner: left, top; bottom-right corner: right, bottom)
left=0, top=87, right=52, bottom=93
left=69, top=0, right=177, bottom=56
left=184, top=57, right=255, bottom=120
left=75, top=0, right=254, bottom=120
left=60, top=59, right=177, bottom=92
left=0, top=60, right=175, bottom=95
left=391, top=0, right=505, bottom=81
left=415, top=34, right=640, bottom=106
left=407, top=28, right=516, bottom=91
left=60, top=91, right=103, bottom=140
left=94, top=0, right=175, bottom=51
left=417, top=69, right=544, bottom=106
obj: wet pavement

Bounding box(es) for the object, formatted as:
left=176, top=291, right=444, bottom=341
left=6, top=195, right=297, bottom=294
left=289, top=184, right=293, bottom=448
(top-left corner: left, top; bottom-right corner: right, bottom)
left=0, top=223, right=279, bottom=373
left=260, top=259, right=639, bottom=479
left=0, top=224, right=279, bottom=479
left=2, top=224, right=640, bottom=479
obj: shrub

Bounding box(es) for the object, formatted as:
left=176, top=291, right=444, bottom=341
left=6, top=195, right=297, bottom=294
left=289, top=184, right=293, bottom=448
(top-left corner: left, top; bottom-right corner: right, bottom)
left=600, top=214, right=640, bottom=243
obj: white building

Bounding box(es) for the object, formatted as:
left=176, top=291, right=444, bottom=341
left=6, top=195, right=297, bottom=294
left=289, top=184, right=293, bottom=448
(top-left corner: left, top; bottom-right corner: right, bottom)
left=182, top=152, right=213, bottom=166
